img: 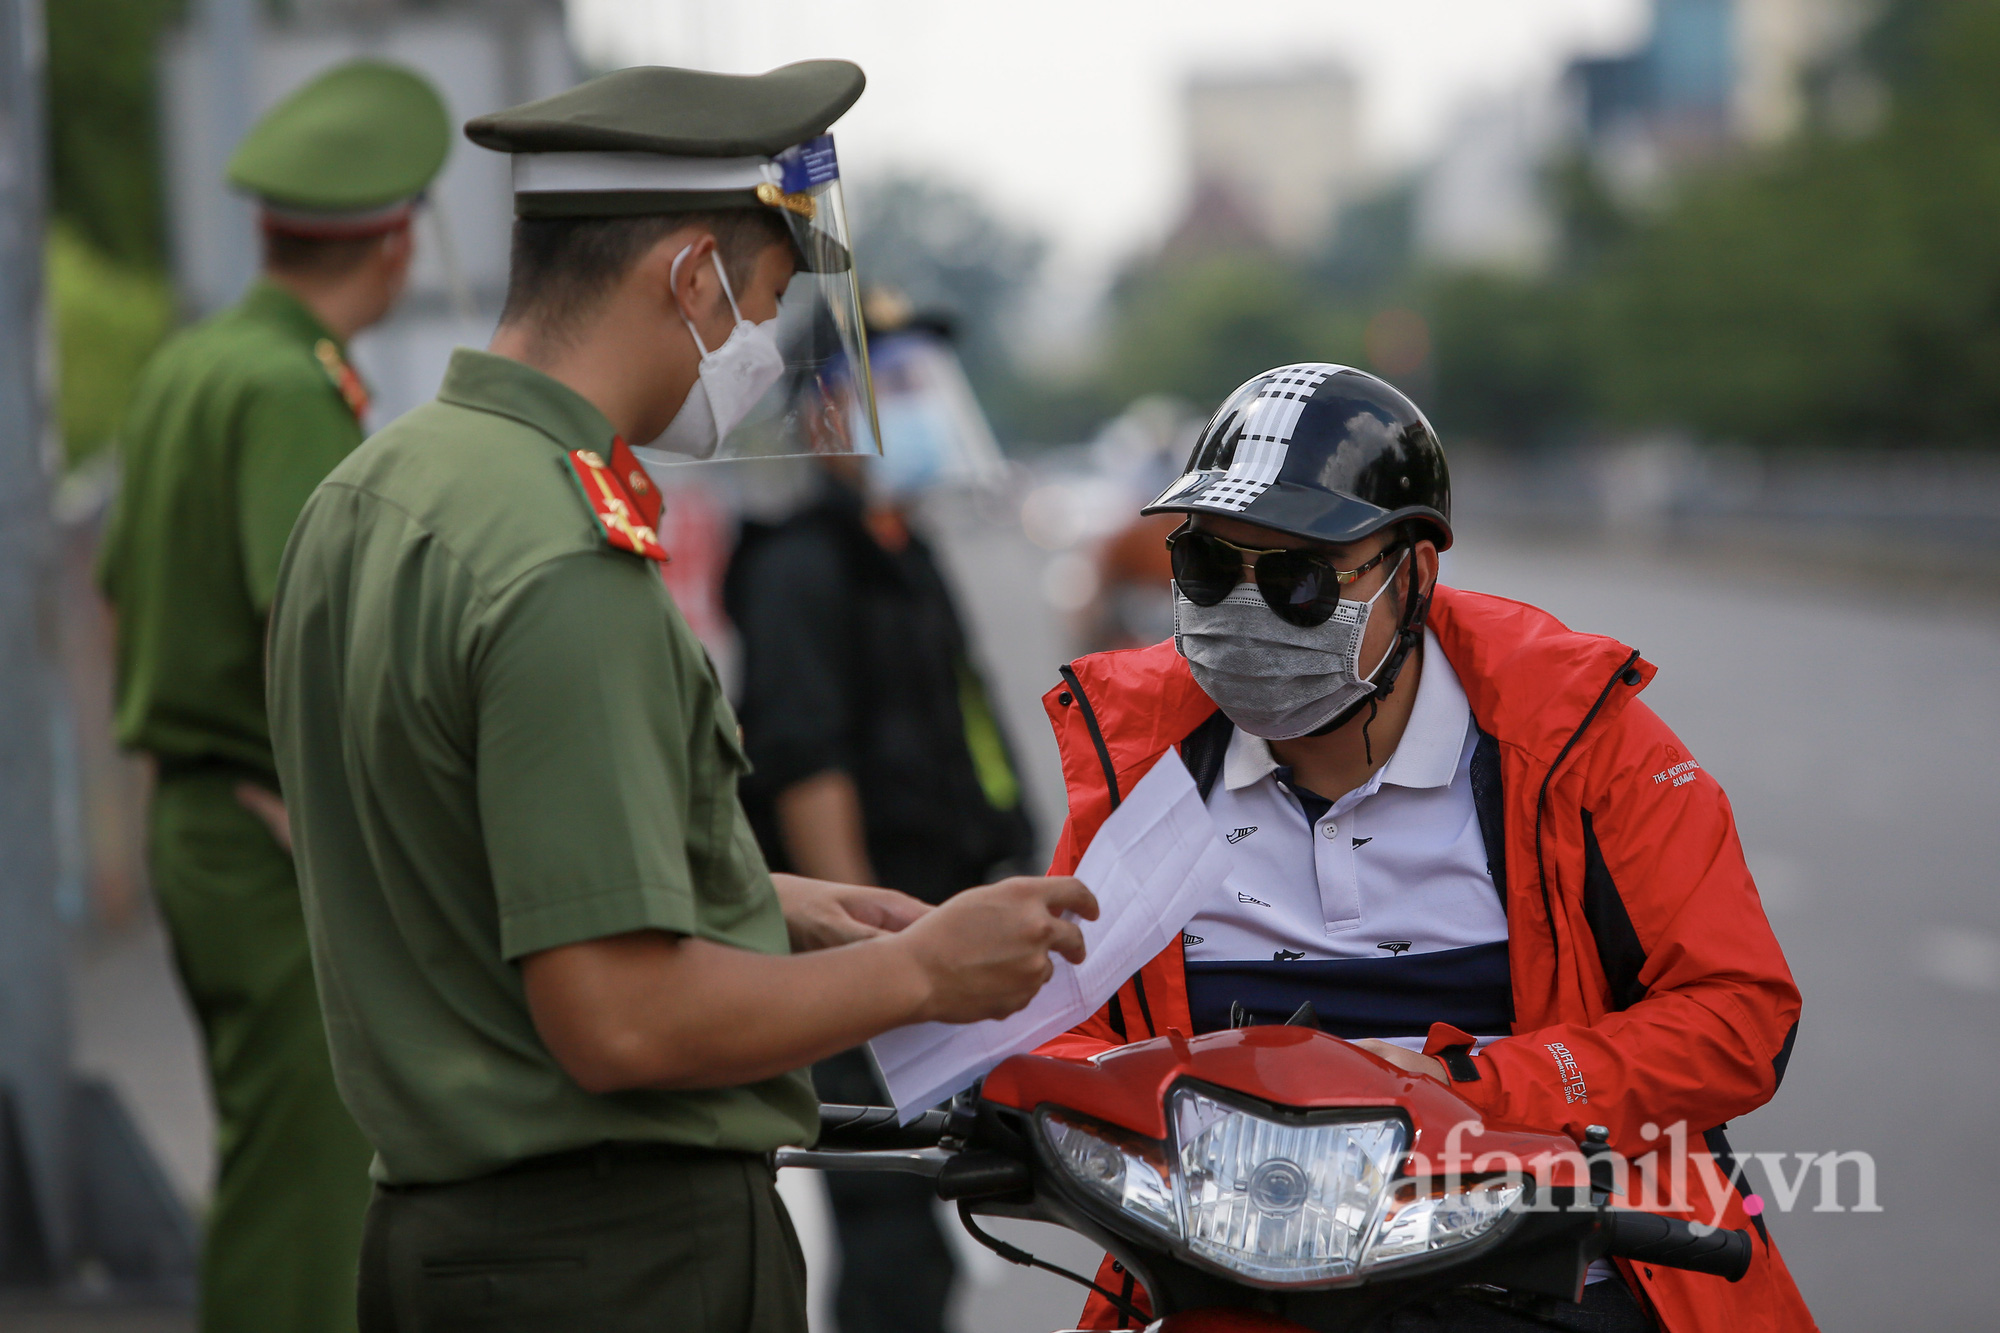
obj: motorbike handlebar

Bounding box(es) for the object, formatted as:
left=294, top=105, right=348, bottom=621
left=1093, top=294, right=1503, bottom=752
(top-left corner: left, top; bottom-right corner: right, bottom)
left=1599, top=1210, right=1753, bottom=1282
left=816, top=1104, right=950, bottom=1151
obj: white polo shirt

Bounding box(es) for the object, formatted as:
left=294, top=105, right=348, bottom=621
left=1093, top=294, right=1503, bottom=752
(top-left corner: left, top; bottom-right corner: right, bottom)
left=1181, top=630, right=1511, bottom=1048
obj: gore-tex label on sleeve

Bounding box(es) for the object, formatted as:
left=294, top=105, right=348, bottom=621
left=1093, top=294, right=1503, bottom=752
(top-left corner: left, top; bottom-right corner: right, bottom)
left=1547, top=1041, right=1589, bottom=1103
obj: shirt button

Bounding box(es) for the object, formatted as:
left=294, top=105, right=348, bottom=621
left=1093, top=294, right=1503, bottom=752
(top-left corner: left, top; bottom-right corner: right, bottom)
left=1322, top=822, right=1338, bottom=840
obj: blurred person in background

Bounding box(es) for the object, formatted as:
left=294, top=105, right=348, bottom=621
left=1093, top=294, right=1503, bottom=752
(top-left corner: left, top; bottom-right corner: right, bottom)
left=725, top=294, right=1034, bottom=1333
left=1078, top=398, right=1198, bottom=652
left=94, top=62, right=450, bottom=1333
left=1035, top=364, right=1812, bottom=1332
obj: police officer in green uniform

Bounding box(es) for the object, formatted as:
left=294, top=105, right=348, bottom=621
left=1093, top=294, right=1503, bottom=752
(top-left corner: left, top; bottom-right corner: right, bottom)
left=96, top=61, right=451, bottom=1333
left=263, top=62, right=1095, bottom=1332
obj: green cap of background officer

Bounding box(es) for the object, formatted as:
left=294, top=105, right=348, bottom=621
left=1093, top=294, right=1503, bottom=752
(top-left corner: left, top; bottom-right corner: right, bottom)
left=228, top=59, right=452, bottom=240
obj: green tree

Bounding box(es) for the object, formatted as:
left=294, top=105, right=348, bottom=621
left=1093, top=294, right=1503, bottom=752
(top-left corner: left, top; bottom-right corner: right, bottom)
left=47, top=0, right=184, bottom=267
left=1099, top=252, right=1368, bottom=413
left=1581, top=0, right=2000, bottom=445
left=48, top=224, right=175, bottom=467
left=1424, top=271, right=1586, bottom=445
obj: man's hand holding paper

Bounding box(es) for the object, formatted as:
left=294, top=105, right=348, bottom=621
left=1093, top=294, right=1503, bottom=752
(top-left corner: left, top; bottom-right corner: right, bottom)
left=870, top=752, right=1231, bottom=1119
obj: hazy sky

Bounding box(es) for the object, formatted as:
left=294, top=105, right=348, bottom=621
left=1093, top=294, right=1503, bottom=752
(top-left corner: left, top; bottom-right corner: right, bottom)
left=572, top=0, right=1649, bottom=264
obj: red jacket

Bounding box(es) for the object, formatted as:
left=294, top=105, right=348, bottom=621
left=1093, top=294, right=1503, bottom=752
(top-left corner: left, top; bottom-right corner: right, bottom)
left=1033, top=585, right=1815, bottom=1332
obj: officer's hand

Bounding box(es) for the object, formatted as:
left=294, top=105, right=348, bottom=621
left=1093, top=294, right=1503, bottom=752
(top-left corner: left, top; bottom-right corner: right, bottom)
left=234, top=782, right=292, bottom=855
left=900, top=876, right=1097, bottom=1025
left=773, top=874, right=931, bottom=951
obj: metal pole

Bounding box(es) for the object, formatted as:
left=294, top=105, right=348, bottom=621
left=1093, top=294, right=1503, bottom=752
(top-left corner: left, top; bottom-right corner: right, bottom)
left=0, top=0, right=77, bottom=1281
left=200, top=0, right=258, bottom=304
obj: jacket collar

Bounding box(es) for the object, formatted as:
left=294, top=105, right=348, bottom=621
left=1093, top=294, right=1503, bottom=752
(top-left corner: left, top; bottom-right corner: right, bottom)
left=1426, top=586, right=1653, bottom=768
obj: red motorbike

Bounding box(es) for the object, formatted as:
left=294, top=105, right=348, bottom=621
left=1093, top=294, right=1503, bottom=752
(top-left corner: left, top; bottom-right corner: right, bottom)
left=781, top=1020, right=1749, bottom=1332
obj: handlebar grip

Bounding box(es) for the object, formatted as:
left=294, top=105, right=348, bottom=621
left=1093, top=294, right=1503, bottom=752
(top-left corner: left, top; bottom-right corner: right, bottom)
left=1600, top=1210, right=1753, bottom=1282
left=816, top=1104, right=949, bottom=1151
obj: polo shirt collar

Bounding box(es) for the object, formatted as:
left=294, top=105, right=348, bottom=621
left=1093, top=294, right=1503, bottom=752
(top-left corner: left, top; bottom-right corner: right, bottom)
left=436, top=348, right=617, bottom=455
left=1220, top=629, right=1468, bottom=794
left=1379, top=629, right=1471, bottom=791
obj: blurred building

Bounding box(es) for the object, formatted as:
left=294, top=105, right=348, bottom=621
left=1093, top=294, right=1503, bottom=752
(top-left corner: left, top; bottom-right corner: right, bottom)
left=1412, top=86, right=1562, bottom=274
left=1173, top=64, right=1364, bottom=256
left=159, top=0, right=576, bottom=426
left=1412, top=0, right=1874, bottom=275
left=1568, top=0, right=1872, bottom=195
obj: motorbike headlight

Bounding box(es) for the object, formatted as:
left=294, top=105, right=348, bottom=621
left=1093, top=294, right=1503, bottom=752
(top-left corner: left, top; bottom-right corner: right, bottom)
left=1360, top=1176, right=1524, bottom=1270
left=1171, top=1088, right=1406, bottom=1285
left=1040, top=1110, right=1177, bottom=1237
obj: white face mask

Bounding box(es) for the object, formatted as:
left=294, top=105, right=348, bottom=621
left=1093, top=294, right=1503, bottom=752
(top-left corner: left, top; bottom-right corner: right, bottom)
left=1173, top=550, right=1407, bottom=740
left=654, top=249, right=786, bottom=459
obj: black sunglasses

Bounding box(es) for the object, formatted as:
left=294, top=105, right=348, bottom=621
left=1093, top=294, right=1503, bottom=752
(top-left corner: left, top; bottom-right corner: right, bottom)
left=1167, top=526, right=1394, bottom=627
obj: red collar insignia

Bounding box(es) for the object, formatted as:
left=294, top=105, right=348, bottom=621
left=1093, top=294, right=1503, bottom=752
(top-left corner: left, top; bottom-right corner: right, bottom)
left=312, top=338, right=371, bottom=421
left=566, top=437, right=669, bottom=562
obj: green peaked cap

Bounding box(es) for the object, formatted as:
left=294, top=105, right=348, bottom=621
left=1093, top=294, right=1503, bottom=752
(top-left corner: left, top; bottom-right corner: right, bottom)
left=464, top=60, right=864, bottom=158
left=228, top=60, right=451, bottom=212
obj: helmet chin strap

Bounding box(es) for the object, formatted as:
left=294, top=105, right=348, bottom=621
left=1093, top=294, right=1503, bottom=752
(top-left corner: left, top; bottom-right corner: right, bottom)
left=1305, top=542, right=1431, bottom=762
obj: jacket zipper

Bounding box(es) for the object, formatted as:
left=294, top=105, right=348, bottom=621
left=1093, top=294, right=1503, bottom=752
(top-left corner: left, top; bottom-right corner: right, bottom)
left=1059, top=663, right=1157, bottom=1038
left=1531, top=649, right=1643, bottom=1001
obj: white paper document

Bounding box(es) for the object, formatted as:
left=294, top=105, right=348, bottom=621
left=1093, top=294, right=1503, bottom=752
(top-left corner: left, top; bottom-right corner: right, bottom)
left=869, top=750, right=1231, bottom=1121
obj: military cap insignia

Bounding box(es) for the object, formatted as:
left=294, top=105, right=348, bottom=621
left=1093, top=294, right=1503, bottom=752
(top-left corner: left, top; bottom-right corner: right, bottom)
left=565, top=438, right=669, bottom=562
left=313, top=339, right=371, bottom=420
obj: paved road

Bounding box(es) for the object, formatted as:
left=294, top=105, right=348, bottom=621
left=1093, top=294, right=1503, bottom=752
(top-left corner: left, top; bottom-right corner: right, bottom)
left=60, top=514, right=2000, bottom=1330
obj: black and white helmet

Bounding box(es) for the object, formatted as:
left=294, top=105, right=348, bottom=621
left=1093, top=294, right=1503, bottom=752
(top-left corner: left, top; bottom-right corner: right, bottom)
left=1143, top=363, right=1452, bottom=550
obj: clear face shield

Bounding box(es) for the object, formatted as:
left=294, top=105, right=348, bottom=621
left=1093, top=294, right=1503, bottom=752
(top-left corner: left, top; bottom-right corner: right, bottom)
left=634, top=135, right=882, bottom=468
left=859, top=323, right=1007, bottom=496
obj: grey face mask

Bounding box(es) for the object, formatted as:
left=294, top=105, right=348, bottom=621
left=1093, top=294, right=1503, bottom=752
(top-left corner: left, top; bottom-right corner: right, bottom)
left=1173, top=551, right=1406, bottom=740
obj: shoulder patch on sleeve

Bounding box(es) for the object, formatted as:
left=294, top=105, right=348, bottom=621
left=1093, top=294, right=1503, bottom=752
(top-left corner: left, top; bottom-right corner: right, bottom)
left=312, top=339, right=371, bottom=420
left=1649, top=742, right=1703, bottom=790
left=564, top=442, right=668, bottom=562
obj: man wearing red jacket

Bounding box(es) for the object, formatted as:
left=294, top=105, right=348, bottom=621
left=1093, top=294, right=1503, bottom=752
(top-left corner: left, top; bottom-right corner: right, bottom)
left=1034, top=364, right=1815, bottom=1332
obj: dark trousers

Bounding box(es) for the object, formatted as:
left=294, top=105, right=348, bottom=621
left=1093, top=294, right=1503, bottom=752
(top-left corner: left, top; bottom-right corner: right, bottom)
left=150, top=772, right=373, bottom=1333
left=813, top=1049, right=955, bottom=1333
left=358, top=1146, right=806, bottom=1333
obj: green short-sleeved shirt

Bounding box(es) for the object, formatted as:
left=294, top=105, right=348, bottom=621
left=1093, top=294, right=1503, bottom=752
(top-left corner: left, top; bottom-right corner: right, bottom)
left=98, top=280, right=367, bottom=774
left=267, top=349, right=818, bottom=1185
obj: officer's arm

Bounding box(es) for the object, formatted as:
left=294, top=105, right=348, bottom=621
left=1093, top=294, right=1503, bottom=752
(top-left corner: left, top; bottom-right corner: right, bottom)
left=775, top=771, right=875, bottom=884
left=730, top=522, right=875, bottom=882
left=519, top=875, right=1095, bottom=1094
left=476, top=554, right=1096, bottom=1093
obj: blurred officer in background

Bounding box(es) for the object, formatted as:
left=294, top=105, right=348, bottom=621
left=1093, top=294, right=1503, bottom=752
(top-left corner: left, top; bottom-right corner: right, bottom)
left=726, top=297, right=1034, bottom=1333
left=95, top=61, right=450, bottom=1333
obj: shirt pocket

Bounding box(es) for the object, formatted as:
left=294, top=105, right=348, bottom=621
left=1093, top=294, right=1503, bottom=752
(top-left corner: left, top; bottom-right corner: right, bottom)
left=685, top=710, right=758, bottom=906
